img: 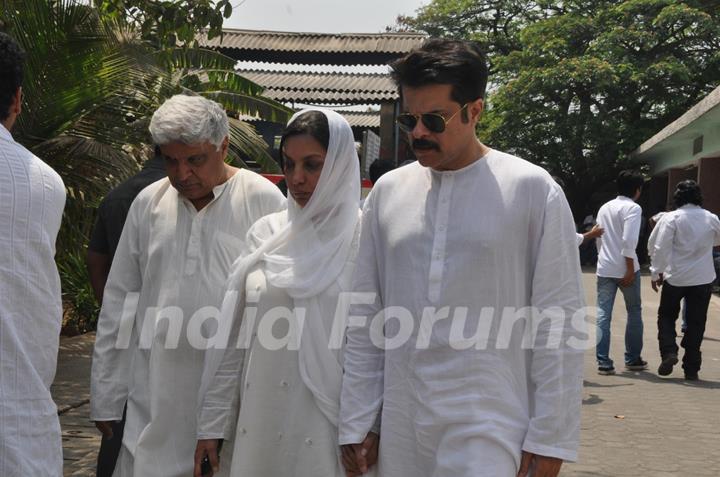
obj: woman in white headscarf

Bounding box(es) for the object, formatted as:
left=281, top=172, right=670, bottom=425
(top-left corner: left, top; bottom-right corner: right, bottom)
left=194, top=109, right=377, bottom=477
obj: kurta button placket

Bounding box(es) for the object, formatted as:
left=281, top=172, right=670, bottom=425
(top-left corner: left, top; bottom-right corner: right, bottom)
left=185, top=213, right=203, bottom=275
left=428, top=174, right=453, bottom=302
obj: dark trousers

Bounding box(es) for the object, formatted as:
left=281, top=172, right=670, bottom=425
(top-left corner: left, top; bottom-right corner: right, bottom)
left=96, top=405, right=126, bottom=477
left=657, top=281, right=712, bottom=374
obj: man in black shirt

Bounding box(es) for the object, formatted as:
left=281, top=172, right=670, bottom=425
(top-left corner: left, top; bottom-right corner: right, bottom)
left=86, top=154, right=165, bottom=477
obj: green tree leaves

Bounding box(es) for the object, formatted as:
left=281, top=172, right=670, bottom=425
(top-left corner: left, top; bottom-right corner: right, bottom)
left=93, top=0, right=233, bottom=49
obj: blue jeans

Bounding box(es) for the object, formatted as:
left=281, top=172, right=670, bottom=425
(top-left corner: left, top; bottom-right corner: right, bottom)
left=596, top=272, right=643, bottom=367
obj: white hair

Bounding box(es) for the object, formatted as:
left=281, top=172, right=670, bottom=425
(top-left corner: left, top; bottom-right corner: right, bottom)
left=149, top=94, right=229, bottom=150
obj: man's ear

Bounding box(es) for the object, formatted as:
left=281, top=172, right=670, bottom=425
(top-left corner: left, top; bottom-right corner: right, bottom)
left=469, top=97, right=484, bottom=124
left=12, top=87, right=22, bottom=116
left=220, top=135, right=229, bottom=158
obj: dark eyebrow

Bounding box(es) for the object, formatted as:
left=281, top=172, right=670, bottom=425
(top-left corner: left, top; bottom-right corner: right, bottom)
left=283, top=153, right=325, bottom=162
left=303, top=153, right=325, bottom=161
left=402, top=108, right=445, bottom=115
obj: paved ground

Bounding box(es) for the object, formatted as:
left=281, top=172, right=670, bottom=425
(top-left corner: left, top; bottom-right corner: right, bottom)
left=54, top=271, right=720, bottom=476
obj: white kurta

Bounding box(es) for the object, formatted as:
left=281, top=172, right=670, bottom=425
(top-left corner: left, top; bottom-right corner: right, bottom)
left=0, top=124, right=66, bottom=477
left=648, top=205, right=720, bottom=285
left=90, top=170, right=284, bottom=477
left=339, top=150, right=586, bottom=477
left=198, top=212, right=370, bottom=477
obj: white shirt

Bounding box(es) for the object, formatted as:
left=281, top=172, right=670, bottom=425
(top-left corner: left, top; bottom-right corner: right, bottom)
left=90, top=171, right=284, bottom=477
left=339, top=150, right=586, bottom=476
left=648, top=204, right=720, bottom=286
left=0, top=123, right=66, bottom=476
left=595, top=196, right=642, bottom=278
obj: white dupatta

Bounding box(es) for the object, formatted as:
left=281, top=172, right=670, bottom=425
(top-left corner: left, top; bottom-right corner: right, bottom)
left=199, top=108, right=361, bottom=428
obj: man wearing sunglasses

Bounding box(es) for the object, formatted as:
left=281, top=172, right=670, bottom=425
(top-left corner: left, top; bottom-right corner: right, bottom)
left=339, top=39, right=584, bottom=477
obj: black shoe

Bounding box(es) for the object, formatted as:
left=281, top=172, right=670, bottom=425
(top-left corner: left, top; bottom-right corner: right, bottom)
left=598, top=366, right=616, bottom=375
left=658, top=354, right=678, bottom=376
left=684, top=372, right=699, bottom=381
left=625, top=358, right=648, bottom=371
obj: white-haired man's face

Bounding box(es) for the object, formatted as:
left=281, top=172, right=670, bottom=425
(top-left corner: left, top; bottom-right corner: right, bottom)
left=158, top=137, right=229, bottom=208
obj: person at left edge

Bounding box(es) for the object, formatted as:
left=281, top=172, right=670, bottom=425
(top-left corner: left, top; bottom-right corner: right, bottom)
left=90, top=94, right=285, bottom=477
left=0, top=31, right=66, bottom=477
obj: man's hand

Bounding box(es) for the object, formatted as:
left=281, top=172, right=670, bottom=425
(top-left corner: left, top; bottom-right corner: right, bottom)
left=651, top=273, right=664, bottom=293
left=619, top=270, right=635, bottom=288
left=340, top=432, right=379, bottom=476
left=586, top=224, right=604, bottom=240
left=517, top=451, right=563, bottom=477
left=619, top=258, right=635, bottom=288
left=94, top=421, right=115, bottom=440
left=194, top=439, right=220, bottom=477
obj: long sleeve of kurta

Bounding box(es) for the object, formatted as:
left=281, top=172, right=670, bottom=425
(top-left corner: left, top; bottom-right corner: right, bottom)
left=338, top=193, right=385, bottom=445
left=523, top=184, right=586, bottom=462
left=621, top=205, right=641, bottom=259
left=90, top=198, right=142, bottom=421
left=648, top=216, right=675, bottom=281
left=196, top=291, right=247, bottom=440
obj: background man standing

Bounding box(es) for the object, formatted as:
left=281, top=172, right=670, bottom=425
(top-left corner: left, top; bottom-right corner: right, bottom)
left=339, top=39, right=585, bottom=477
left=595, top=170, right=647, bottom=375
left=90, top=94, right=285, bottom=476
left=0, top=32, right=67, bottom=477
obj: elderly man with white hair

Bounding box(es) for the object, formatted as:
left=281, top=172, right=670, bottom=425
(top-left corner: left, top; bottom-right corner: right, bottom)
left=90, top=94, right=285, bottom=476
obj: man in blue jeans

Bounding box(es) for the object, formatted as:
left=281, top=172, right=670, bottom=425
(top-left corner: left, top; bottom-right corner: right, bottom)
left=594, top=170, right=647, bottom=375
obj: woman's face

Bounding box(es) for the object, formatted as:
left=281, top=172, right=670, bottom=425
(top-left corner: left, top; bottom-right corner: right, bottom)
left=282, top=134, right=327, bottom=207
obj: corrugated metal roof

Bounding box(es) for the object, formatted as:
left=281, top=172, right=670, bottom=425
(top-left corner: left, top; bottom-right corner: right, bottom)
left=202, top=28, right=426, bottom=54
left=199, top=29, right=427, bottom=65
left=338, top=111, right=381, bottom=128
left=238, top=69, right=397, bottom=105
left=240, top=110, right=380, bottom=129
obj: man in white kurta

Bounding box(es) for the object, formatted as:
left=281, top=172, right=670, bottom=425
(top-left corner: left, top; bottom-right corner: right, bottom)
left=90, top=95, right=284, bottom=477
left=0, top=32, right=66, bottom=477
left=338, top=39, right=585, bottom=477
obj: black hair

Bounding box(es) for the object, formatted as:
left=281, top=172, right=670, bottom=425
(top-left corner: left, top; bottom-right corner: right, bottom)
left=617, top=170, right=644, bottom=198
left=673, top=180, right=703, bottom=208
left=390, top=38, right=488, bottom=121
left=0, top=32, right=25, bottom=121
left=279, top=111, right=330, bottom=168
left=369, top=159, right=395, bottom=184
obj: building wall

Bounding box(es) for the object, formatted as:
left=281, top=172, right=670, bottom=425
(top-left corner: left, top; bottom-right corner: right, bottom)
left=647, top=122, right=720, bottom=176
left=699, top=156, right=720, bottom=216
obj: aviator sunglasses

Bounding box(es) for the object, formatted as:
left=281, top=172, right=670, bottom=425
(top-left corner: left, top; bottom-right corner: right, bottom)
left=396, top=103, right=469, bottom=134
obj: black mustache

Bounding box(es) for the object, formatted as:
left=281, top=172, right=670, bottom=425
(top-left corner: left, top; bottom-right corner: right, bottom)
left=412, top=139, right=440, bottom=150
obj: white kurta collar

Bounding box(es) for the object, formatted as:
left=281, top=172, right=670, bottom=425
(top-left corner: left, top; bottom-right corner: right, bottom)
left=428, top=148, right=492, bottom=176
left=179, top=171, right=238, bottom=210
left=0, top=123, right=13, bottom=142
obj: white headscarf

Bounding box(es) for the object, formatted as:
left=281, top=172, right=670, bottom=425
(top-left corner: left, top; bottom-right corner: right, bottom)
left=200, top=108, right=361, bottom=427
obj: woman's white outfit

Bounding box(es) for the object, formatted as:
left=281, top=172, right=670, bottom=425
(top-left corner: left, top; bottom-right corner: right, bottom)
left=198, top=109, right=370, bottom=476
